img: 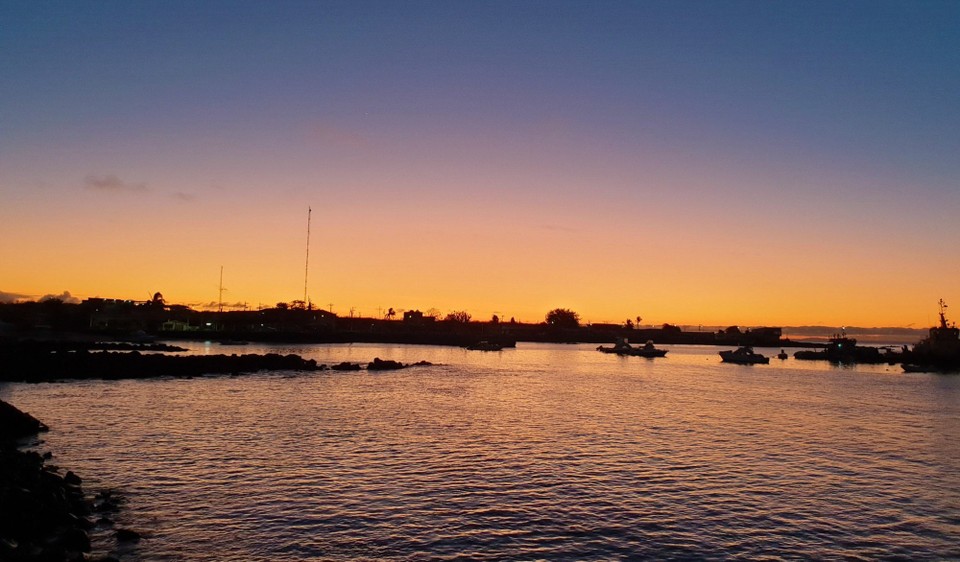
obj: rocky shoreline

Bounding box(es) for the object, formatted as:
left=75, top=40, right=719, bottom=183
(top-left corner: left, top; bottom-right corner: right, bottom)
left=0, top=341, right=440, bottom=383
left=1, top=399, right=138, bottom=561
left=0, top=343, right=321, bottom=383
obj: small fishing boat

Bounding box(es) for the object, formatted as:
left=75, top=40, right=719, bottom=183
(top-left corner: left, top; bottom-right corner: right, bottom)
left=633, top=340, right=668, bottom=358
left=597, top=338, right=667, bottom=357
left=719, top=346, right=769, bottom=365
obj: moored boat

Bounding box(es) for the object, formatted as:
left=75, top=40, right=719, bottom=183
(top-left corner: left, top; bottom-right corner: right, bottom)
left=902, top=300, right=960, bottom=373
left=597, top=338, right=667, bottom=357
left=719, top=346, right=769, bottom=365
left=793, top=331, right=883, bottom=364
left=597, top=337, right=634, bottom=355
left=633, top=340, right=668, bottom=358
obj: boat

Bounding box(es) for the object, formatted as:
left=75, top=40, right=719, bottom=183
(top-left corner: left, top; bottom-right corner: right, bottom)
left=597, top=337, right=634, bottom=355
left=633, top=340, right=668, bottom=358
left=466, top=341, right=503, bottom=351
left=902, top=300, right=960, bottom=373
left=719, top=346, right=769, bottom=364
left=776, top=349, right=788, bottom=360
left=597, top=338, right=667, bottom=357
left=793, top=330, right=883, bottom=364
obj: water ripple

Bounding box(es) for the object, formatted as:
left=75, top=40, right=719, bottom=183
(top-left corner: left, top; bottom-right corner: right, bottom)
left=3, top=343, right=959, bottom=560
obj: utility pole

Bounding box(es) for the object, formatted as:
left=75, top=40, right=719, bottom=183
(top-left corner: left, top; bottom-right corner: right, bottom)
left=304, top=207, right=312, bottom=305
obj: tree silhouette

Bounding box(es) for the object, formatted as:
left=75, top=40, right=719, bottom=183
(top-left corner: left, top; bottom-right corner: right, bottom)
left=545, top=308, right=580, bottom=328
left=445, top=310, right=472, bottom=323
left=151, top=292, right=165, bottom=308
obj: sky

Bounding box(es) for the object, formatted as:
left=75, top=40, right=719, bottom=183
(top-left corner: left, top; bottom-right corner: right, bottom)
left=2, top=0, right=958, bottom=327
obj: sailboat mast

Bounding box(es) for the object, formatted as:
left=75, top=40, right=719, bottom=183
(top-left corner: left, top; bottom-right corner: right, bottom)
left=304, top=207, right=311, bottom=306
left=218, top=265, right=224, bottom=313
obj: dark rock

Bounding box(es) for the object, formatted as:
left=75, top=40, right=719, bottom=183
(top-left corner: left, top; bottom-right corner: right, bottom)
left=0, top=342, right=324, bottom=382
left=58, top=527, right=91, bottom=552
left=40, top=468, right=65, bottom=486
left=115, top=528, right=141, bottom=543
left=96, top=516, right=115, bottom=526
left=0, top=399, right=48, bottom=440
left=95, top=498, right=121, bottom=513
left=367, top=357, right=405, bottom=371
left=0, top=400, right=117, bottom=561
left=331, top=362, right=362, bottom=371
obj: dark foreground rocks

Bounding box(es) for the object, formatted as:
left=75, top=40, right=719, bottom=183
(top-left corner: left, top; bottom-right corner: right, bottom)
left=331, top=361, right=363, bottom=371
left=0, top=400, right=48, bottom=440
left=0, top=399, right=124, bottom=561
left=0, top=342, right=321, bottom=383
left=367, top=358, right=433, bottom=371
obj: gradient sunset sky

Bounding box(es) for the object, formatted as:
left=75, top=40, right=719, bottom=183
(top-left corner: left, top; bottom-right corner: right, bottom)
left=2, top=1, right=958, bottom=327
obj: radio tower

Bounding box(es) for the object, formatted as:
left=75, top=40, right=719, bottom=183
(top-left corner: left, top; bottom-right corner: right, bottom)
left=303, top=207, right=312, bottom=306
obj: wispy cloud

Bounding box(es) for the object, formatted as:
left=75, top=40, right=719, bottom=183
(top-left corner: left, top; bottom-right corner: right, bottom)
left=39, top=291, right=81, bottom=304
left=537, top=223, right=579, bottom=233
left=172, top=191, right=196, bottom=202
left=0, top=290, right=31, bottom=304
left=84, top=174, right=148, bottom=193
left=189, top=301, right=249, bottom=311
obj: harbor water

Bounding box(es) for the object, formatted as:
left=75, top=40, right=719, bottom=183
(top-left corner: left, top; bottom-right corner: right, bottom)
left=3, top=342, right=959, bottom=560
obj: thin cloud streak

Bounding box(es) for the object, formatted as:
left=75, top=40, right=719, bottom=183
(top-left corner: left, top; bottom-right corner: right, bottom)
left=0, top=290, right=32, bottom=304
left=172, top=191, right=197, bottom=202
left=188, top=301, right=249, bottom=311
left=84, top=174, right=148, bottom=193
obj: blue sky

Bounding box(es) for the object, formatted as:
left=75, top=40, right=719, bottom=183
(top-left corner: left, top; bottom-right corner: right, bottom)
left=2, top=1, right=958, bottom=325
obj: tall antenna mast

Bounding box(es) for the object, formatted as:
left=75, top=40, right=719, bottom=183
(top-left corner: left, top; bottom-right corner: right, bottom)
left=218, top=265, right=224, bottom=313
left=304, top=207, right=312, bottom=305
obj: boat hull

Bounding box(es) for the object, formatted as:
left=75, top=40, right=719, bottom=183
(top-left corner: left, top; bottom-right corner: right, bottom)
left=719, top=350, right=769, bottom=365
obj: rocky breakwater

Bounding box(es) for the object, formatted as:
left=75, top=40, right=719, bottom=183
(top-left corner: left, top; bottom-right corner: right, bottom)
left=1, top=399, right=134, bottom=561
left=329, top=358, right=435, bottom=371
left=367, top=358, right=433, bottom=371
left=0, top=341, right=321, bottom=382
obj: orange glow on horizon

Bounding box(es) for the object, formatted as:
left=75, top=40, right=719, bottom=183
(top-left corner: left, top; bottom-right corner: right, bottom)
left=2, top=189, right=953, bottom=329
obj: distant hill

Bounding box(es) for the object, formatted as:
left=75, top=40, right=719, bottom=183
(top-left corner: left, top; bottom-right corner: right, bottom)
left=779, top=326, right=926, bottom=344
left=670, top=325, right=926, bottom=345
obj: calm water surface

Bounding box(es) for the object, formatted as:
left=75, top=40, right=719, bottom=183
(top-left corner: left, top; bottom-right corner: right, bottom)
left=3, top=342, right=960, bottom=560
